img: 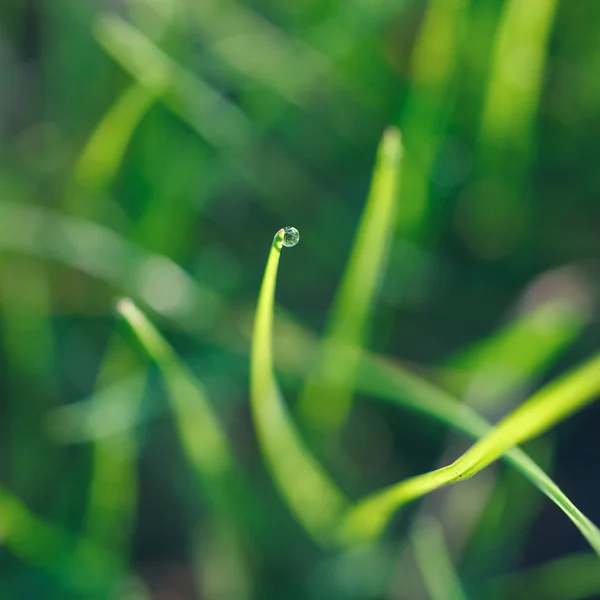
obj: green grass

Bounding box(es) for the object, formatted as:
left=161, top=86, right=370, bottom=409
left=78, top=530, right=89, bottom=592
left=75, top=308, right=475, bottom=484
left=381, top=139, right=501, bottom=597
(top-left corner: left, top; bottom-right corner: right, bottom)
left=249, top=219, right=600, bottom=555
left=298, top=127, right=403, bottom=434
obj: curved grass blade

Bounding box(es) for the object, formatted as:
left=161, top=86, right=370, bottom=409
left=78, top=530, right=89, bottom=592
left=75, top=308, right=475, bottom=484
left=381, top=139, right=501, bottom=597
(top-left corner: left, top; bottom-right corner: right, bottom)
left=297, top=128, right=403, bottom=434
left=339, top=352, right=600, bottom=548
left=250, top=228, right=348, bottom=543
left=412, top=516, right=469, bottom=600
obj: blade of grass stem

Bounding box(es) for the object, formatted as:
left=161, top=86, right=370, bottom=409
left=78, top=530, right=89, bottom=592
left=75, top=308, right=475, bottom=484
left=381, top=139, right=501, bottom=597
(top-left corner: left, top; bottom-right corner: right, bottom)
left=297, top=127, right=403, bottom=434
left=411, top=516, right=469, bottom=600
left=250, top=229, right=348, bottom=543
left=339, top=352, right=600, bottom=547
left=116, top=298, right=240, bottom=513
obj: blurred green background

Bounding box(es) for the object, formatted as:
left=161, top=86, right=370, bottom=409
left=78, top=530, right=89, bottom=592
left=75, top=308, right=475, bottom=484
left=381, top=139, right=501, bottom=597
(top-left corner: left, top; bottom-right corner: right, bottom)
left=1, top=0, right=600, bottom=598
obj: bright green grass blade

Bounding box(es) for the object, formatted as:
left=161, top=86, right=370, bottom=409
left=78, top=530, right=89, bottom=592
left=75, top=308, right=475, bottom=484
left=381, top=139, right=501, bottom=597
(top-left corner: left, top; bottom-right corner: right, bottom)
left=444, top=295, right=590, bottom=405
left=412, top=516, right=469, bottom=600
left=250, top=229, right=348, bottom=543
left=116, top=299, right=236, bottom=504
left=297, top=128, right=403, bottom=434
left=339, top=352, right=600, bottom=547
left=486, top=553, right=600, bottom=600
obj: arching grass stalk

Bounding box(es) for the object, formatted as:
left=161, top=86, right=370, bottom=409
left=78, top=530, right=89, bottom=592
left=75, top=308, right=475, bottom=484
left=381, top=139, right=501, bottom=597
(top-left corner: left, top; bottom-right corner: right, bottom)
left=250, top=228, right=348, bottom=544
left=339, top=351, right=600, bottom=547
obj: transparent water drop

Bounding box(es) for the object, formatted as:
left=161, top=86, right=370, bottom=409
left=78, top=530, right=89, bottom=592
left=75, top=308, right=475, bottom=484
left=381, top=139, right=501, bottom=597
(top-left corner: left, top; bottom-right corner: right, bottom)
left=282, top=226, right=300, bottom=248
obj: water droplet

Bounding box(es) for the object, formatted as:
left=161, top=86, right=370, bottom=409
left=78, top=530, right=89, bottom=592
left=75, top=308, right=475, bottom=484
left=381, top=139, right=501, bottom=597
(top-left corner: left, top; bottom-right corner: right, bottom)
left=282, top=226, right=300, bottom=248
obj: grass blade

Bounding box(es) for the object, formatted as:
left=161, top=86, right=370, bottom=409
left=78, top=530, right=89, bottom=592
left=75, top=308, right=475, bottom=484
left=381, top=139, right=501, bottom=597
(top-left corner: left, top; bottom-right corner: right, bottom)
left=250, top=228, right=348, bottom=543
left=65, top=84, right=156, bottom=211
left=339, top=352, right=600, bottom=548
left=412, top=516, right=470, bottom=600
left=297, top=128, right=403, bottom=434
left=116, top=298, right=238, bottom=511
left=444, top=294, right=590, bottom=405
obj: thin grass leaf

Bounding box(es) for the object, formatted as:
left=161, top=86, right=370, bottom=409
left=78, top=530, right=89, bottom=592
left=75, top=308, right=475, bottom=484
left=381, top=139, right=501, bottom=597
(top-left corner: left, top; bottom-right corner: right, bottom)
left=0, top=200, right=221, bottom=331
left=444, top=295, right=590, bottom=406
left=339, top=352, right=600, bottom=547
left=412, top=516, right=469, bottom=600
left=298, top=128, right=403, bottom=434
left=68, top=84, right=156, bottom=200
left=117, top=298, right=237, bottom=505
left=250, top=228, right=348, bottom=543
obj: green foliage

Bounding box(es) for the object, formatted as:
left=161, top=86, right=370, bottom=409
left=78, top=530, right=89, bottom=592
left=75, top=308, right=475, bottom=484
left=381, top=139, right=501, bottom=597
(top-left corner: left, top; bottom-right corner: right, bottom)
left=2, top=0, right=600, bottom=597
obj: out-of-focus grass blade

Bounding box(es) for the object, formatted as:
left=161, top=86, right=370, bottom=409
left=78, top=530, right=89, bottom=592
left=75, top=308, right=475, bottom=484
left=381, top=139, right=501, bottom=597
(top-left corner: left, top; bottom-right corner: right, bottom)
left=83, top=339, right=145, bottom=556
left=116, top=298, right=238, bottom=511
left=298, top=128, right=403, bottom=434
left=0, top=200, right=221, bottom=331
left=94, top=13, right=325, bottom=210
left=396, top=0, right=468, bottom=236
left=47, top=374, right=149, bottom=443
left=95, top=13, right=253, bottom=155
left=250, top=229, right=348, bottom=543
left=65, top=84, right=156, bottom=210
left=0, top=259, right=58, bottom=492
left=142, top=0, right=329, bottom=109
left=339, top=352, right=600, bottom=548
left=486, top=553, right=600, bottom=600
left=480, top=0, right=559, bottom=169
left=444, top=295, right=590, bottom=406
left=411, top=516, right=469, bottom=600
left=0, top=485, right=119, bottom=596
